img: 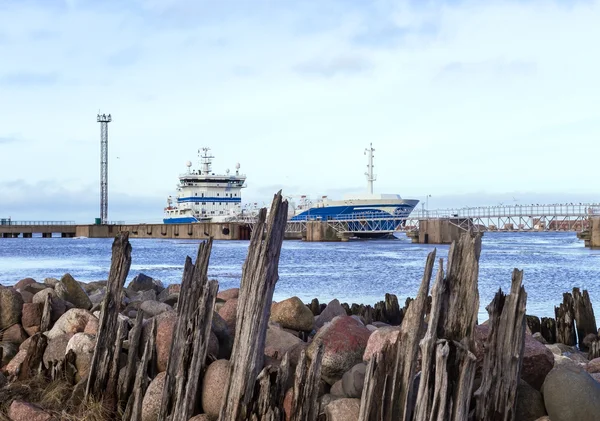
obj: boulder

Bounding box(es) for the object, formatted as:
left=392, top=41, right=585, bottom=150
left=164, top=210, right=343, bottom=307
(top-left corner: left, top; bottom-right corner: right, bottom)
left=315, top=299, right=347, bottom=330
left=0, top=285, right=24, bottom=329
left=0, top=371, right=6, bottom=388
left=24, top=326, right=40, bottom=337
left=22, top=282, right=48, bottom=296
left=271, top=297, right=314, bottom=332
left=202, top=359, right=230, bottom=418
left=126, top=289, right=157, bottom=303
left=140, top=301, right=172, bottom=318
left=562, top=351, right=589, bottom=365
left=188, top=416, right=212, bottom=421
left=342, top=363, right=366, bottom=398
left=141, top=372, right=166, bottom=421
left=14, top=278, right=37, bottom=291
left=531, top=332, right=547, bottom=345
left=156, top=312, right=177, bottom=372
left=330, top=379, right=346, bottom=397
left=324, top=398, right=360, bottom=421
left=55, top=273, right=92, bottom=310
left=515, top=379, right=547, bottom=421
left=21, top=303, right=43, bottom=328
left=157, top=284, right=180, bottom=306
left=363, top=326, right=401, bottom=362
left=88, top=289, right=106, bottom=305
left=542, top=364, right=600, bottom=421
left=8, top=400, right=52, bottom=421
left=307, top=316, right=371, bottom=385
left=212, top=311, right=234, bottom=359
left=33, top=288, right=67, bottom=322
left=19, top=290, right=34, bottom=304
left=218, top=298, right=238, bottom=334
left=83, top=317, right=99, bottom=335
left=43, top=278, right=60, bottom=287
left=1, top=323, right=28, bottom=344
left=128, top=273, right=164, bottom=294
left=587, top=357, right=600, bottom=374
left=78, top=280, right=107, bottom=294
left=1, top=341, right=19, bottom=366
left=582, top=333, right=599, bottom=351
left=5, top=349, right=27, bottom=376
left=43, top=333, right=74, bottom=367
left=66, top=332, right=96, bottom=382
left=265, top=324, right=303, bottom=360
left=217, top=288, right=239, bottom=301
left=46, top=308, right=96, bottom=340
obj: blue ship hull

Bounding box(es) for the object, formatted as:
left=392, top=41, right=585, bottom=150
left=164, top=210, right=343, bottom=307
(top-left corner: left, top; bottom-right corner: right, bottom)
left=163, top=217, right=199, bottom=224
left=290, top=204, right=414, bottom=221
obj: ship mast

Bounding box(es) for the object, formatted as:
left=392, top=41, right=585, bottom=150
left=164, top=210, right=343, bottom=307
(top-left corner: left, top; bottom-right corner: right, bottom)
left=199, top=147, right=214, bottom=175
left=364, top=143, right=376, bottom=194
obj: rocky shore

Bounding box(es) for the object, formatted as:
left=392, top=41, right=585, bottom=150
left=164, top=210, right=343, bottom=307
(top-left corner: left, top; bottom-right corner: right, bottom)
left=1, top=271, right=599, bottom=421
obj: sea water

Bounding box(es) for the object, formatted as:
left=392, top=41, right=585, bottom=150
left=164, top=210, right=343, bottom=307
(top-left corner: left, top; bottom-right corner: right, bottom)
left=1, top=232, right=599, bottom=324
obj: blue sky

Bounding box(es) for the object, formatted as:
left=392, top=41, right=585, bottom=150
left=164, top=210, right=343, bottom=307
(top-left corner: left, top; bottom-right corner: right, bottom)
left=1, top=0, right=599, bottom=222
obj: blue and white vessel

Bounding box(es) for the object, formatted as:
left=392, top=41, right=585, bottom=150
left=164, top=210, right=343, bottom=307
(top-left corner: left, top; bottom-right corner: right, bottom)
left=163, top=148, right=248, bottom=224
left=289, top=144, right=419, bottom=225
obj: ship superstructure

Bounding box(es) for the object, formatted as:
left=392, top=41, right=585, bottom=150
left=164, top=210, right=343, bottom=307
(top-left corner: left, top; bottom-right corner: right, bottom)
left=163, top=148, right=247, bottom=223
left=289, top=144, right=419, bottom=228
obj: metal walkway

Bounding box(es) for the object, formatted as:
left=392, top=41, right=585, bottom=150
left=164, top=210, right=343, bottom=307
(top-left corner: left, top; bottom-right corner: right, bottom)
left=237, top=203, right=600, bottom=235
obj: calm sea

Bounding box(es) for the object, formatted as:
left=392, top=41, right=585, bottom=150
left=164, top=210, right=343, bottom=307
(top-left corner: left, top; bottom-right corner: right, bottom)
left=1, top=232, right=599, bottom=324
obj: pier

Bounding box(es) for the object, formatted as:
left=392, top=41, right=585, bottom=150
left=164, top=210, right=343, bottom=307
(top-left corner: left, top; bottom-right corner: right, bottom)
left=2, top=203, right=599, bottom=245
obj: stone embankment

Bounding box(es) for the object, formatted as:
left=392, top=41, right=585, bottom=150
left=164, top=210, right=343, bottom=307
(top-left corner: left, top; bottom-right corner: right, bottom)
left=1, top=272, right=599, bottom=420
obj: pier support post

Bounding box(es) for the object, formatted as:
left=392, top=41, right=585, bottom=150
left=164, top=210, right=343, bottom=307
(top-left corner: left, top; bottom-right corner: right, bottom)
left=409, top=218, right=480, bottom=244
left=23, top=233, right=32, bottom=238
left=579, top=217, right=600, bottom=248
left=305, top=221, right=341, bottom=242
left=42, top=233, right=52, bottom=238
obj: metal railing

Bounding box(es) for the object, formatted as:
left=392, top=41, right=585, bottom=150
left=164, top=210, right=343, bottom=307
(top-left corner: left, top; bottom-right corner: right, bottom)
left=0, top=220, right=76, bottom=226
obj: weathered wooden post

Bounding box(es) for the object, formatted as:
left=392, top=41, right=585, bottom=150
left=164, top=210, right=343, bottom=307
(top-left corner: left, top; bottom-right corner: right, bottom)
left=85, top=232, right=132, bottom=407
left=555, top=293, right=576, bottom=346
left=572, top=288, right=597, bottom=351
left=474, top=269, right=527, bottom=421
left=218, top=191, right=288, bottom=421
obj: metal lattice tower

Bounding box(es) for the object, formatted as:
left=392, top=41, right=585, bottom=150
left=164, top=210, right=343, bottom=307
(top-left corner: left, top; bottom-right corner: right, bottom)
left=97, top=113, right=112, bottom=224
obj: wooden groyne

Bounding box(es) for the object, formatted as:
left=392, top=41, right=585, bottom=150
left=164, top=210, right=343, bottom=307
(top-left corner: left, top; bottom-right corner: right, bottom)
left=1, top=193, right=600, bottom=420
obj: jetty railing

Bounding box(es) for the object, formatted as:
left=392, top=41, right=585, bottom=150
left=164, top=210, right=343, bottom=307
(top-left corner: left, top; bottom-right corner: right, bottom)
left=0, top=220, right=76, bottom=226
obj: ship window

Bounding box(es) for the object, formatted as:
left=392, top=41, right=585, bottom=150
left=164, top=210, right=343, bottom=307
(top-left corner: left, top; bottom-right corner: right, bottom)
left=201, top=193, right=204, bottom=197
left=202, top=202, right=206, bottom=205
left=195, top=202, right=199, bottom=205
left=194, top=193, right=197, bottom=196
left=217, top=193, right=219, bottom=196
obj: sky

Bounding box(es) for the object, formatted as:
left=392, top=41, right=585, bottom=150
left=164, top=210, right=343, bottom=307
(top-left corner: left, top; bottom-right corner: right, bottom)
left=0, top=0, right=599, bottom=223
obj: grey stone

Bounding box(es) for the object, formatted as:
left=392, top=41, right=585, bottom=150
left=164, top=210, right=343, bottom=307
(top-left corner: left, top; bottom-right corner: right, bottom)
left=140, top=301, right=172, bottom=318
left=55, top=273, right=92, bottom=310
left=0, top=286, right=24, bottom=329
left=126, top=289, right=157, bottom=303
left=315, top=299, right=347, bottom=330
left=128, top=273, right=164, bottom=294
left=532, top=332, right=547, bottom=344
left=43, top=333, right=74, bottom=367
left=542, top=364, right=600, bottom=421
left=341, top=363, right=366, bottom=398
left=330, top=379, right=346, bottom=397
left=325, top=398, right=360, bottom=421
left=0, top=341, right=19, bottom=366
left=516, top=379, right=546, bottom=421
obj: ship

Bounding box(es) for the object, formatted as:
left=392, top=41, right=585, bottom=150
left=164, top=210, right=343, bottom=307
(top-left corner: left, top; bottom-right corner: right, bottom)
left=289, top=144, right=419, bottom=237
left=163, top=148, right=253, bottom=224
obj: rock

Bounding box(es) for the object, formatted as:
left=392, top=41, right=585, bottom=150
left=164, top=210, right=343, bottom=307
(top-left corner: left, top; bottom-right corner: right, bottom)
left=212, top=311, right=234, bottom=359
left=128, top=273, right=164, bottom=294
left=126, top=289, right=157, bottom=303
left=21, top=303, right=43, bottom=328
left=330, top=379, right=346, bottom=397
left=78, top=280, right=107, bottom=294
left=546, top=343, right=575, bottom=356
left=587, top=357, right=600, bottom=373
left=217, top=287, right=239, bottom=301
left=8, top=400, right=52, bottom=421
left=288, top=342, right=309, bottom=368
left=188, top=416, right=212, bottom=421
left=157, top=284, right=180, bottom=306
left=366, top=324, right=377, bottom=332
left=218, top=298, right=238, bottom=334
left=582, top=333, right=599, bottom=350
left=14, top=278, right=37, bottom=291
left=533, top=418, right=551, bottom=421
left=5, top=348, right=27, bottom=376
left=24, top=326, right=40, bottom=337
left=515, top=379, right=547, bottom=421
left=1, top=341, right=19, bottom=366
left=342, top=363, right=366, bottom=398
left=324, top=398, right=360, bottom=421
left=363, top=326, right=401, bottom=361
left=350, top=315, right=364, bottom=325
left=0, top=371, right=6, bottom=388
left=33, top=288, right=67, bottom=322
left=201, top=359, right=230, bottom=418
left=141, top=372, right=166, bottom=421
left=271, top=297, right=315, bottom=332
left=156, top=312, right=177, bottom=372
left=1, top=324, right=28, bottom=344
left=43, top=333, right=74, bottom=367
left=43, top=277, right=60, bottom=287
left=315, top=299, right=347, bottom=330
left=542, top=364, right=600, bottom=421
left=55, top=273, right=92, bottom=310
left=140, top=300, right=172, bottom=318
left=66, top=332, right=96, bottom=382
left=532, top=332, right=547, bottom=345
left=19, top=336, right=33, bottom=351
left=563, top=351, right=589, bottom=364
left=83, top=317, right=99, bottom=335
left=19, top=290, right=34, bottom=304
left=475, top=325, right=553, bottom=390
left=88, top=289, right=107, bottom=305
left=307, top=316, right=371, bottom=385
left=46, top=308, right=96, bottom=340
left=591, top=372, right=600, bottom=383
left=265, top=324, right=303, bottom=360
left=22, top=282, right=47, bottom=296
left=0, top=285, right=24, bottom=329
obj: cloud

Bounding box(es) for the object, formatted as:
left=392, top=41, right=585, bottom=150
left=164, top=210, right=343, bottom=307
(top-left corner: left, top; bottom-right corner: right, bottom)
left=0, top=136, right=20, bottom=144
left=438, top=59, right=538, bottom=79
left=0, top=72, right=59, bottom=87
left=293, top=55, right=373, bottom=77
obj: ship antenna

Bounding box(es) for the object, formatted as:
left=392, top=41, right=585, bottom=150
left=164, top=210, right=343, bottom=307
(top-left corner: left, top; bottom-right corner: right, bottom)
left=364, top=143, right=376, bottom=194
left=200, top=147, right=214, bottom=175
